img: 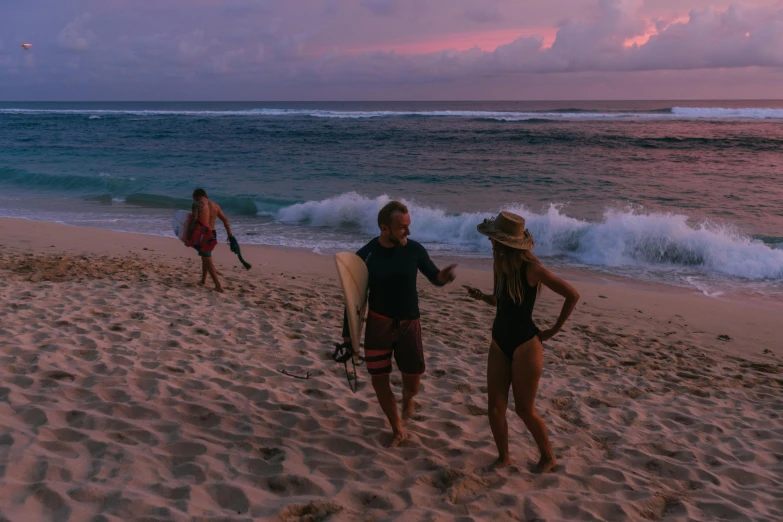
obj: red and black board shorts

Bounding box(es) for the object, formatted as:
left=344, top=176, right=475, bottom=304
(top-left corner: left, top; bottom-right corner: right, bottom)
left=191, top=225, right=217, bottom=257
left=363, top=311, right=424, bottom=376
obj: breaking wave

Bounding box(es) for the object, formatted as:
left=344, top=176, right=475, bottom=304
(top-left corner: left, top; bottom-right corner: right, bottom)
left=275, top=193, right=783, bottom=280
left=3, top=107, right=783, bottom=120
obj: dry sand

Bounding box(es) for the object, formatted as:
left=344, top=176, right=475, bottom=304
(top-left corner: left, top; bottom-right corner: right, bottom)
left=0, top=218, right=781, bottom=521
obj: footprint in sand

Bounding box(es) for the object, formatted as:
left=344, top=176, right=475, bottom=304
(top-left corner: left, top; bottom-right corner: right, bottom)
left=266, top=474, right=325, bottom=496
left=278, top=501, right=344, bottom=522
left=40, top=370, right=76, bottom=382
left=209, top=484, right=250, bottom=514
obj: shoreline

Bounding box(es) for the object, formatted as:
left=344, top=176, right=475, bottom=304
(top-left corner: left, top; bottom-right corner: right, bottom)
left=1, top=217, right=779, bottom=362
left=4, top=214, right=781, bottom=309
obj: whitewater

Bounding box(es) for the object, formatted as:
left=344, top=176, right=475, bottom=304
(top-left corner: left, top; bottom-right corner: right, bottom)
left=273, top=193, right=783, bottom=280
left=2, top=106, right=783, bottom=120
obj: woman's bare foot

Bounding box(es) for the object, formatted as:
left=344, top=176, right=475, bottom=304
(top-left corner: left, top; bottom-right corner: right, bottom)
left=214, top=285, right=224, bottom=293
left=533, top=456, right=557, bottom=473
left=490, top=455, right=512, bottom=470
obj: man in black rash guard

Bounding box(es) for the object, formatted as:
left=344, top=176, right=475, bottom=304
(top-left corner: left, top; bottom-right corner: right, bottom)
left=342, top=200, right=457, bottom=447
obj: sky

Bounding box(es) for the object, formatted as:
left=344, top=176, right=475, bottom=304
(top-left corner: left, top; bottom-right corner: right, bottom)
left=1, top=0, right=782, bottom=100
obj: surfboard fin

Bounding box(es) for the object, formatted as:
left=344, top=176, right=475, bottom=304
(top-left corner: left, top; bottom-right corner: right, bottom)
left=332, top=341, right=363, bottom=393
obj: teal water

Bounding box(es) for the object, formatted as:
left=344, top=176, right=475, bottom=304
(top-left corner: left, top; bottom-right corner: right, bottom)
left=1, top=100, right=782, bottom=297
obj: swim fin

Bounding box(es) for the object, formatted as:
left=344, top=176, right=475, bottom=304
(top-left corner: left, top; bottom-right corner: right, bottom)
left=228, top=236, right=251, bottom=270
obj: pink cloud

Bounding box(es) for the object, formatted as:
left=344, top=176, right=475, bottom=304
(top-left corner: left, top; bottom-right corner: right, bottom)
left=339, top=28, right=559, bottom=56
left=3, top=0, right=783, bottom=100
left=311, top=1, right=783, bottom=81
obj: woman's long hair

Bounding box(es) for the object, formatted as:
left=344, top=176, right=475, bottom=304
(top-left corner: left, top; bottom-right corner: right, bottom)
left=493, top=240, right=541, bottom=304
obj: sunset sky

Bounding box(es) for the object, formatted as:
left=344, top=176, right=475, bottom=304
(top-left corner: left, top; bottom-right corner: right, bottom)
left=1, top=0, right=782, bottom=100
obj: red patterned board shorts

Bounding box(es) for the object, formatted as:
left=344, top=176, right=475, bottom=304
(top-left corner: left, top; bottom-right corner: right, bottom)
left=189, top=220, right=217, bottom=257
left=363, top=310, right=425, bottom=376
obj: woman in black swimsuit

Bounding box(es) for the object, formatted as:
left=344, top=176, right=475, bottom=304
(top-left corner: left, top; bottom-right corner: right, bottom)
left=466, top=211, right=580, bottom=472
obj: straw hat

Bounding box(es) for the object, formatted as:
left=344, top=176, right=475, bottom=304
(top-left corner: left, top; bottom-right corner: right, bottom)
left=477, top=211, right=535, bottom=250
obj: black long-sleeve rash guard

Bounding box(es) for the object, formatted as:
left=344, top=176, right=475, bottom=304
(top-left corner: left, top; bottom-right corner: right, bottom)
left=342, top=237, right=444, bottom=338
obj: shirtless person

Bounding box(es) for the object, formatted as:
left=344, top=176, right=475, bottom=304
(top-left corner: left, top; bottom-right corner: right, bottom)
left=187, top=188, right=233, bottom=292
left=342, top=201, right=457, bottom=446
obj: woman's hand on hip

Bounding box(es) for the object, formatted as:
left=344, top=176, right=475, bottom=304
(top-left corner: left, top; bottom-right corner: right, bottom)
left=538, top=328, right=557, bottom=343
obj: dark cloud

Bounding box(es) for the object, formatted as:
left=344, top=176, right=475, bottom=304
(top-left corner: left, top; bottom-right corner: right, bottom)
left=221, top=0, right=273, bottom=15
left=0, top=0, right=781, bottom=100
left=360, top=0, right=398, bottom=16
left=464, top=5, right=505, bottom=23
left=57, top=13, right=96, bottom=52
left=303, top=1, right=783, bottom=81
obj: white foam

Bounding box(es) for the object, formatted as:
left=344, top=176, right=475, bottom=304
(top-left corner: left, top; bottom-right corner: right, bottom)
left=2, top=107, right=783, bottom=120
left=277, top=192, right=393, bottom=235
left=272, top=193, right=783, bottom=281
left=671, top=107, right=783, bottom=119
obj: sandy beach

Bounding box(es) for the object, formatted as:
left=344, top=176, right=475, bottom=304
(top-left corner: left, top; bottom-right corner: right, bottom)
left=0, top=217, right=781, bottom=521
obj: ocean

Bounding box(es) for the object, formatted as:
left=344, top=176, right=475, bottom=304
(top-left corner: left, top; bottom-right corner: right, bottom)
left=1, top=100, right=782, bottom=300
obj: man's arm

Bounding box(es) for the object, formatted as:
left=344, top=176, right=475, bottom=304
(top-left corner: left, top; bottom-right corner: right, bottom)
left=216, top=206, right=233, bottom=237
left=417, top=243, right=456, bottom=286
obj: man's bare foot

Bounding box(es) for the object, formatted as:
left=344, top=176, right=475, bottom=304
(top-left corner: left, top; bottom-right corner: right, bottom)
left=402, top=396, right=415, bottom=421
left=389, top=427, right=408, bottom=448
left=199, top=280, right=206, bottom=286
left=533, top=456, right=558, bottom=473
left=214, top=286, right=224, bottom=293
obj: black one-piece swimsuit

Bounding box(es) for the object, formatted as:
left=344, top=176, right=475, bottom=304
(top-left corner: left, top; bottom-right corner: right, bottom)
left=491, top=266, right=539, bottom=360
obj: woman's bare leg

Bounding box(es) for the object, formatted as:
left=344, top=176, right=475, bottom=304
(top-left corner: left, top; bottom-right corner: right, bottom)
left=511, top=337, right=556, bottom=472
left=487, top=342, right=513, bottom=468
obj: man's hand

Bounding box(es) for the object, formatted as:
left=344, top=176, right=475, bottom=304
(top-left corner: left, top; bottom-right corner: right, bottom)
left=438, top=264, right=458, bottom=285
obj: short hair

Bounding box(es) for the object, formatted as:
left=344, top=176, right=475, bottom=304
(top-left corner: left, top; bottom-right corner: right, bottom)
left=377, top=200, right=408, bottom=228
left=193, top=188, right=207, bottom=199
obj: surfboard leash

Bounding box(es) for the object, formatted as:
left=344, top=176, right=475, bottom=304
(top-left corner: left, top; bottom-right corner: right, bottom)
left=332, top=341, right=364, bottom=393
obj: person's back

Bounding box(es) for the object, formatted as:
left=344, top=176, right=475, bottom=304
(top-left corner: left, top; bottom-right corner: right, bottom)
left=492, top=263, right=539, bottom=361
left=188, top=188, right=234, bottom=293
left=204, top=200, right=221, bottom=231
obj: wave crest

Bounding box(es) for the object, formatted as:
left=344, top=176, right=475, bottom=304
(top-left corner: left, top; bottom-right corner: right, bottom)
left=273, top=193, right=783, bottom=280
left=3, top=106, right=783, bottom=120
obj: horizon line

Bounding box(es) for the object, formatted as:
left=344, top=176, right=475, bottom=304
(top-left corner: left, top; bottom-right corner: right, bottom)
left=2, top=98, right=783, bottom=103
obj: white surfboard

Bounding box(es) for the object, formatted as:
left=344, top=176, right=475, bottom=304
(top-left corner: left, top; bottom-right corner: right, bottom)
left=335, top=252, right=369, bottom=365
left=172, top=210, right=191, bottom=244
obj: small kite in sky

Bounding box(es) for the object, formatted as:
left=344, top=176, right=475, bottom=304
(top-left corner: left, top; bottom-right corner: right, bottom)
left=21, top=44, right=32, bottom=50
